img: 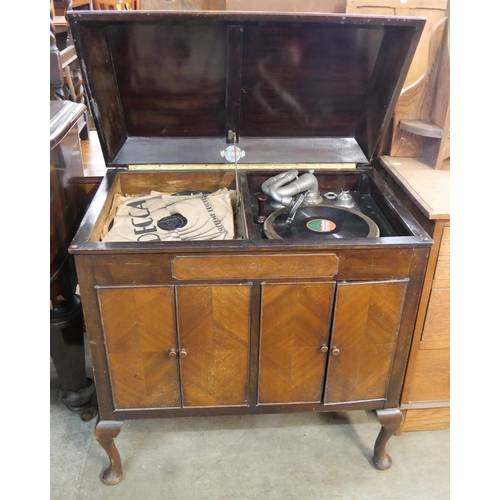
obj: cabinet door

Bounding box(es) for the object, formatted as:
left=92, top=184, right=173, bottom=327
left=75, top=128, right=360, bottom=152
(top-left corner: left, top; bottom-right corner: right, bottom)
left=258, top=282, right=335, bottom=404
left=324, top=280, right=407, bottom=404
left=98, top=286, right=181, bottom=409
left=176, top=284, right=251, bottom=407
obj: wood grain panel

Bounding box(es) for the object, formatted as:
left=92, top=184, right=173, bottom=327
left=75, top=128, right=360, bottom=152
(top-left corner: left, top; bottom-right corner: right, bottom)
left=173, top=254, right=339, bottom=280
left=98, top=287, right=181, bottom=409
left=324, top=280, right=407, bottom=404
left=406, top=348, right=449, bottom=402
left=338, top=249, right=412, bottom=280
left=258, top=282, right=335, bottom=404
left=420, top=287, right=449, bottom=349
left=401, top=407, right=450, bottom=432
left=433, top=225, right=449, bottom=285
left=177, top=284, right=251, bottom=407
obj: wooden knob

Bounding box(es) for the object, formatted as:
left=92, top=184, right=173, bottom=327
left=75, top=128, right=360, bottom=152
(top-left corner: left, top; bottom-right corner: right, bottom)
left=179, top=349, right=188, bottom=358
left=168, top=349, right=177, bottom=358
left=320, top=344, right=328, bottom=353
left=331, top=347, right=340, bottom=356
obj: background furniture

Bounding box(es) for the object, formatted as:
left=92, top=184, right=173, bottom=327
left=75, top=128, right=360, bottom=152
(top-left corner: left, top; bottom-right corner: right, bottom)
left=346, top=0, right=450, bottom=169
left=390, top=1, right=450, bottom=169
left=376, top=156, right=450, bottom=432
left=94, top=0, right=140, bottom=9
left=50, top=101, right=97, bottom=421
left=50, top=0, right=89, bottom=139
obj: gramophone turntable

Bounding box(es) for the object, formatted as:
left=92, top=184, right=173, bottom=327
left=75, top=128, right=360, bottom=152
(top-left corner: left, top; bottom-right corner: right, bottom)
left=250, top=168, right=400, bottom=240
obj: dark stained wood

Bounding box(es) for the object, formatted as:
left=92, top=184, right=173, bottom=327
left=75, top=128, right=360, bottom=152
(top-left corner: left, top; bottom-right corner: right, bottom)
left=177, top=285, right=251, bottom=407
left=67, top=11, right=425, bottom=166
left=225, top=24, right=244, bottom=142
left=258, top=282, right=335, bottom=404
left=324, top=280, right=407, bottom=404
left=373, top=408, right=403, bottom=470
left=50, top=102, right=88, bottom=303
left=50, top=100, right=96, bottom=418
left=97, top=287, right=181, bottom=409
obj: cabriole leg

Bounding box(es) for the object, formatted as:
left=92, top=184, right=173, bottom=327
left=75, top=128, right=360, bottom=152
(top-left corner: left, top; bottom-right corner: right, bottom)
left=373, top=408, right=403, bottom=470
left=95, top=419, right=124, bottom=485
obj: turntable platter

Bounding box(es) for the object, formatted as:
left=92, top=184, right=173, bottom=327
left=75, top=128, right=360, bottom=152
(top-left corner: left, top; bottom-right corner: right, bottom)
left=263, top=204, right=380, bottom=240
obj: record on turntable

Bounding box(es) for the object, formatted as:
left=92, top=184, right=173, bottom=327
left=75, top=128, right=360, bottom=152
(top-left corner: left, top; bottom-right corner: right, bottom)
left=263, top=204, right=380, bottom=240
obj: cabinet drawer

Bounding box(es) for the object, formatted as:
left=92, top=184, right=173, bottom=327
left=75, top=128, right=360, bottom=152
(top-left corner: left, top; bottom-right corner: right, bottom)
left=406, top=349, right=450, bottom=402
left=173, top=253, right=339, bottom=280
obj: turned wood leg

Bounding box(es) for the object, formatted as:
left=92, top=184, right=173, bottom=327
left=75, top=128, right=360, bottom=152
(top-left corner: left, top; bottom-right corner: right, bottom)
left=95, top=419, right=124, bottom=485
left=373, top=408, right=403, bottom=470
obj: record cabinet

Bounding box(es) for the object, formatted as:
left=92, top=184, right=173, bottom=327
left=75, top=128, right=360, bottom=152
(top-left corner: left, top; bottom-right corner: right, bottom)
left=67, top=10, right=431, bottom=485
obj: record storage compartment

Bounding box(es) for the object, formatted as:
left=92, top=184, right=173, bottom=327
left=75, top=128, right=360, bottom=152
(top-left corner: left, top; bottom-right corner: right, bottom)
left=67, top=10, right=431, bottom=485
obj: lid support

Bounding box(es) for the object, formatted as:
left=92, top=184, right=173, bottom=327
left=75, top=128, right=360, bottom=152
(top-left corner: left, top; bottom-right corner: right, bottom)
left=225, top=25, right=244, bottom=144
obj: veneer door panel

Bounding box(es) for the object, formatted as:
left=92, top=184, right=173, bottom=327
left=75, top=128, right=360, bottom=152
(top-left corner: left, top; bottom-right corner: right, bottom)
left=258, top=282, right=335, bottom=404
left=176, top=284, right=251, bottom=408
left=98, top=286, right=181, bottom=409
left=324, top=280, right=407, bottom=404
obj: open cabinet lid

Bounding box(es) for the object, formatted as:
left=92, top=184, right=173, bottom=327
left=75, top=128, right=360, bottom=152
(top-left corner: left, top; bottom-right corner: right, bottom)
left=67, top=10, right=424, bottom=168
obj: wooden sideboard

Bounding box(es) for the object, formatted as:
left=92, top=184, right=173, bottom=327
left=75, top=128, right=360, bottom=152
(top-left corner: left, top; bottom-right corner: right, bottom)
left=376, top=156, right=450, bottom=432
left=50, top=100, right=97, bottom=420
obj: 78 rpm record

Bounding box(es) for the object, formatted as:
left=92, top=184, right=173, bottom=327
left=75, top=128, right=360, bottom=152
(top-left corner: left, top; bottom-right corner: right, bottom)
left=263, top=204, right=380, bottom=240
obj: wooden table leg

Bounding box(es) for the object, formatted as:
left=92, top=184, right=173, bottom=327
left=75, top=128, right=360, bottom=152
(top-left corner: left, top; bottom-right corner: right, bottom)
left=95, top=419, right=125, bottom=485
left=373, top=408, right=403, bottom=470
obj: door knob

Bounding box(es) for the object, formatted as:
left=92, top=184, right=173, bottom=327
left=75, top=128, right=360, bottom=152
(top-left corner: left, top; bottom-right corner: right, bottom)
left=320, top=344, right=329, bottom=353
left=179, top=349, right=188, bottom=358
left=168, top=349, right=177, bottom=358
left=331, top=347, right=340, bottom=356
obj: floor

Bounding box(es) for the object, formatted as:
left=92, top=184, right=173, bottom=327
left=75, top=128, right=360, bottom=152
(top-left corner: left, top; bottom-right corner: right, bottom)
left=50, top=355, right=450, bottom=500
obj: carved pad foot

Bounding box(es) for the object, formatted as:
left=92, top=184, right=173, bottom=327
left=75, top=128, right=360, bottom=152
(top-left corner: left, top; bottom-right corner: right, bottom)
left=373, top=408, right=403, bottom=470
left=95, top=419, right=124, bottom=485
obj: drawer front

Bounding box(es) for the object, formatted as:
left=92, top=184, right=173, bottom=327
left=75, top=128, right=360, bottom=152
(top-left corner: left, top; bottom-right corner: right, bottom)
left=406, top=348, right=450, bottom=402
left=172, top=254, right=340, bottom=280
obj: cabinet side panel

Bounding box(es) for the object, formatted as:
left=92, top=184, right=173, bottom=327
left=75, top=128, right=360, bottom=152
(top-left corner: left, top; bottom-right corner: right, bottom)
left=258, top=282, right=334, bottom=404
left=97, top=287, right=181, bottom=409
left=177, top=284, right=251, bottom=407
left=325, top=280, right=407, bottom=404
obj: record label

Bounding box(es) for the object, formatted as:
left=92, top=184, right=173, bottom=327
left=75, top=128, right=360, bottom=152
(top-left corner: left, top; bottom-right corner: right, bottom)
left=306, top=219, right=336, bottom=233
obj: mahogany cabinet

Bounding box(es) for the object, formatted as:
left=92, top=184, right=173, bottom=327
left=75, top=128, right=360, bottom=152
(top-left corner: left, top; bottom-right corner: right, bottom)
left=67, top=10, right=431, bottom=485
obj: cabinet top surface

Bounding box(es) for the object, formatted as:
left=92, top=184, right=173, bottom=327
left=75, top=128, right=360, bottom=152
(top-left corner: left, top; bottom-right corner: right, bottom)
left=379, top=156, right=450, bottom=220
left=67, top=11, right=424, bottom=167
